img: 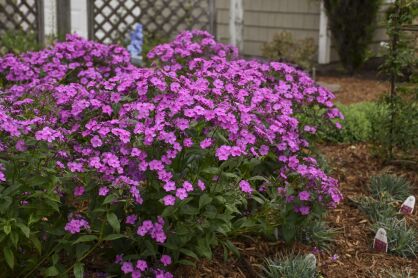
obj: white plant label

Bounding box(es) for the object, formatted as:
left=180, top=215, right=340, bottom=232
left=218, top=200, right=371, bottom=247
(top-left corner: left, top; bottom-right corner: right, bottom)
left=400, top=196, right=415, bottom=215
left=373, top=228, right=388, bottom=253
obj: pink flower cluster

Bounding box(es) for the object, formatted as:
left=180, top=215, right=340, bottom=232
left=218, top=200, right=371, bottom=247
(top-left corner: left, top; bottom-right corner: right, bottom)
left=0, top=30, right=343, bottom=276
left=118, top=255, right=173, bottom=278
left=136, top=217, right=166, bottom=243
left=64, top=217, right=90, bottom=234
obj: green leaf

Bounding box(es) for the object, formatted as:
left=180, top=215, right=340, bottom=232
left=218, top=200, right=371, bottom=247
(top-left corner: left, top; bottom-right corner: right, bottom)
left=3, top=224, right=11, bottom=235
left=201, top=167, right=220, bottom=175
left=196, top=238, right=212, bottom=259
left=106, top=213, right=120, bottom=233
left=282, top=224, right=296, bottom=243
left=44, top=266, right=59, bottom=276
left=224, top=240, right=240, bottom=257
left=10, top=232, right=19, bottom=248
left=72, top=235, right=98, bottom=245
left=179, top=248, right=199, bottom=260
left=103, top=234, right=126, bottom=241
left=73, top=262, right=84, bottom=278
left=0, top=197, right=12, bottom=213
left=3, top=246, right=14, bottom=269
left=16, top=223, right=30, bottom=238
left=103, top=194, right=117, bottom=205
left=31, top=235, right=42, bottom=254
left=199, top=194, right=213, bottom=209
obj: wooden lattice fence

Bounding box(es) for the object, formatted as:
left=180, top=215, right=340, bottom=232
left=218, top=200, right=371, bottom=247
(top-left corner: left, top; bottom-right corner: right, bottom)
left=0, top=0, right=44, bottom=43
left=87, top=0, right=216, bottom=44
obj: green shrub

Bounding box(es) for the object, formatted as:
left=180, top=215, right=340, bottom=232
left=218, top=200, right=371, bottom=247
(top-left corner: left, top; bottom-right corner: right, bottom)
left=373, top=218, right=418, bottom=258
left=0, top=30, right=40, bottom=55
left=262, top=253, right=317, bottom=278
left=314, top=102, right=376, bottom=143
left=262, top=31, right=317, bottom=70
left=323, top=0, right=382, bottom=73
left=369, top=97, right=418, bottom=159
left=369, top=175, right=412, bottom=201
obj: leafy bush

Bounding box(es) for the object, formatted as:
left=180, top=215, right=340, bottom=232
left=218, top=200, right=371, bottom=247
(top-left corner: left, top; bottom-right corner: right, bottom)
left=323, top=0, right=382, bottom=73
left=373, top=218, right=418, bottom=258
left=262, top=31, right=317, bottom=71
left=369, top=175, right=412, bottom=201
left=262, top=253, right=317, bottom=278
left=369, top=97, right=418, bottom=159
left=307, top=102, right=375, bottom=143
left=0, top=31, right=342, bottom=277
left=0, top=30, right=40, bottom=55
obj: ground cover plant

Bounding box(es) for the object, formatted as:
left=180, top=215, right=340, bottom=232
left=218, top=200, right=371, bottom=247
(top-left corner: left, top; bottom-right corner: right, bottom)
left=0, top=31, right=343, bottom=277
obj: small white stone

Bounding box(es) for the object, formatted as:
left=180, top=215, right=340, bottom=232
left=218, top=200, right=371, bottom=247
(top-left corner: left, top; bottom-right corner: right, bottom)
left=400, top=196, right=415, bottom=215
left=373, top=228, right=388, bottom=253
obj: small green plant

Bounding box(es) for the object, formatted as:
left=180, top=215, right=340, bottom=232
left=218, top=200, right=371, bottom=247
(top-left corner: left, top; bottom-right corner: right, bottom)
left=373, top=218, right=418, bottom=258
left=262, top=253, right=317, bottom=278
left=384, top=267, right=416, bottom=278
left=298, top=220, right=338, bottom=252
left=355, top=195, right=397, bottom=222
left=323, top=0, right=382, bottom=73
left=369, top=175, right=412, bottom=201
left=262, top=31, right=316, bottom=70
left=0, top=30, right=40, bottom=55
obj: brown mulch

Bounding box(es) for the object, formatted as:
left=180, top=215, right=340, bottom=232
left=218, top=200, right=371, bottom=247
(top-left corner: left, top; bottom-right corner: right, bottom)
left=318, top=144, right=418, bottom=278
left=176, top=143, right=418, bottom=277
left=317, top=76, right=389, bottom=105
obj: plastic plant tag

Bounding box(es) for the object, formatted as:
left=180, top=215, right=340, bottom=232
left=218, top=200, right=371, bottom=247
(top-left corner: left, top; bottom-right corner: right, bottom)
left=400, top=196, right=415, bottom=215
left=373, top=228, right=388, bottom=253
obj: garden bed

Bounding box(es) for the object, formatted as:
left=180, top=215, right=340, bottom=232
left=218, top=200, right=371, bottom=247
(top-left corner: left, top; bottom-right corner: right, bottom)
left=177, top=143, right=418, bottom=278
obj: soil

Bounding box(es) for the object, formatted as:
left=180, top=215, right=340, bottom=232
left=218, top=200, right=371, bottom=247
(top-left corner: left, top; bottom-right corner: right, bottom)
left=317, top=76, right=390, bottom=105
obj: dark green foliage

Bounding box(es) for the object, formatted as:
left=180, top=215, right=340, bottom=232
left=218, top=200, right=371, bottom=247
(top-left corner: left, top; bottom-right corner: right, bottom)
left=373, top=218, right=418, bottom=258
left=323, top=0, right=382, bottom=73
left=369, top=175, right=412, bottom=201
left=262, top=253, right=317, bottom=278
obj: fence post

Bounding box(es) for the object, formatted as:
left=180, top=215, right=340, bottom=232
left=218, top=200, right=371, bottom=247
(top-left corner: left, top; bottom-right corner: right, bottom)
left=208, top=0, right=217, bottom=38
left=229, top=0, right=243, bottom=51
left=56, top=0, right=71, bottom=39
left=87, top=1, right=95, bottom=40
left=36, top=0, right=45, bottom=45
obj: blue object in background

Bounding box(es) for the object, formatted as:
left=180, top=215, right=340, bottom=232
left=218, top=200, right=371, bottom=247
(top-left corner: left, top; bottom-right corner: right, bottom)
left=128, top=23, right=144, bottom=65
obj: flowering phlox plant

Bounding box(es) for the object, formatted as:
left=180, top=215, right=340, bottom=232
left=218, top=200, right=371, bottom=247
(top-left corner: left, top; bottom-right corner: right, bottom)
left=0, top=30, right=342, bottom=277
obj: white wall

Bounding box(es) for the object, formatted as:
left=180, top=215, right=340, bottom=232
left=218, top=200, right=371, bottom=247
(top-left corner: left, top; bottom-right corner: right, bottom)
left=44, top=0, right=88, bottom=38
